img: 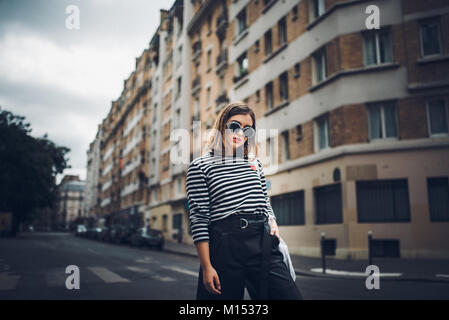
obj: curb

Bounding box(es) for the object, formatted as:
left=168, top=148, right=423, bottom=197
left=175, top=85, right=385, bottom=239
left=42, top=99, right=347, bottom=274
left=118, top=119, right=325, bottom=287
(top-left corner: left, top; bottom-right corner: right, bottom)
left=294, top=268, right=449, bottom=284
left=163, top=245, right=449, bottom=284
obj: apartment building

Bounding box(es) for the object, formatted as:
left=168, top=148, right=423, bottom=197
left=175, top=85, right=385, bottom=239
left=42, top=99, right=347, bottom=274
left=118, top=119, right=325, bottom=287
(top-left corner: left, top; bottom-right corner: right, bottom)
left=207, top=0, right=448, bottom=259
left=146, top=0, right=191, bottom=242
left=56, top=175, right=85, bottom=231
left=88, top=0, right=449, bottom=259
left=97, top=46, right=153, bottom=229
left=84, top=125, right=103, bottom=220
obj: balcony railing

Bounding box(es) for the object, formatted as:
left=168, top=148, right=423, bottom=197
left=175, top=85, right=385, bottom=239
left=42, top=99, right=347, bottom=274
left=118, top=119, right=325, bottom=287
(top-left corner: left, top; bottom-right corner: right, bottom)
left=191, top=75, right=201, bottom=96
left=216, top=49, right=228, bottom=74
left=216, top=13, right=228, bottom=39
left=215, top=92, right=229, bottom=112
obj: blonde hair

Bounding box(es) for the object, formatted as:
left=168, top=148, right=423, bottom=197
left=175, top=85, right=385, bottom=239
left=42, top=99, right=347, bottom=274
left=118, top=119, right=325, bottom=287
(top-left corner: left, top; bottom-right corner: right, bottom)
left=205, top=101, right=258, bottom=161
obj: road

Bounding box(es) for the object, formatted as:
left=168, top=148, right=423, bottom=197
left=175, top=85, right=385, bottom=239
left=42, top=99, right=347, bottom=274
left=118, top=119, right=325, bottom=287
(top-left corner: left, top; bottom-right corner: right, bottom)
left=1, top=233, right=448, bottom=300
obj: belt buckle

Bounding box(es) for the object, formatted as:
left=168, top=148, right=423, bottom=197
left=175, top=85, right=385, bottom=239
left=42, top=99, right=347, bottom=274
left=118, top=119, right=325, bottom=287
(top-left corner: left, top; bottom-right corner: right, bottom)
left=240, top=218, right=249, bottom=229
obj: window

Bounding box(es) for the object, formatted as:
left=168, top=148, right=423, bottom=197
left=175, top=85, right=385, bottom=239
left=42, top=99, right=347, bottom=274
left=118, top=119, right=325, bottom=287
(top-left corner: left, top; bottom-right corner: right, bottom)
left=419, top=18, right=442, bottom=57
left=279, top=72, right=289, bottom=102
left=296, top=124, right=302, bottom=141
left=265, top=82, right=274, bottom=110
left=255, top=40, right=260, bottom=53
left=367, top=101, right=398, bottom=140
left=426, top=99, right=448, bottom=136
left=315, top=115, right=329, bottom=151
left=312, top=47, right=326, bottom=84
left=362, top=29, right=393, bottom=65
left=265, top=30, right=273, bottom=56
left=207, top=49, right=212, bottom=70
left=281, top=130, right=290, bottom=161
left=176, top=76, right=182, bottom=99
left=310, top=0, right=325, bottom=20
left=356, top=179, right=411, bottom=222
left=235, top=52, right=248, bottom=80
left=294, top=63, right=301, bottom=78
left=237, top=8, right=247, bottom=35
left=427, top=177, right=449, bottom=222
left=207, top=87, right=211, bottom=106
left=162, top=214, right=168, bottom=232
left=292, top=5, right=298, bottom=20
left=278, top=17, right=287, bottom=45
left=314, top=183, right=343, bottom=224
left=207, top=15, right=212, bottom=34
left=271, top=190, right=305, bottom=225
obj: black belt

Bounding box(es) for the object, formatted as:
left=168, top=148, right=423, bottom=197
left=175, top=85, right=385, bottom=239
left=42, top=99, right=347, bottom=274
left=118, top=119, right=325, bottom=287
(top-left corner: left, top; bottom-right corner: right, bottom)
left=210, top=213, right=272, bottom=300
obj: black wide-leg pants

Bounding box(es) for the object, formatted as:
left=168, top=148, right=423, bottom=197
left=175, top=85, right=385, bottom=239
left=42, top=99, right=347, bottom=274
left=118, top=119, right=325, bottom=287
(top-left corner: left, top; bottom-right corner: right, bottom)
left=196, top=214, right=303, bottom=300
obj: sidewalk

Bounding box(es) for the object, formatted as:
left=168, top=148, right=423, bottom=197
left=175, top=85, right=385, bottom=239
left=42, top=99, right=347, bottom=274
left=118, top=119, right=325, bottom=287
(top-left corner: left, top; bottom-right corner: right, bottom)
left=163, top=241, right=449, bottom=283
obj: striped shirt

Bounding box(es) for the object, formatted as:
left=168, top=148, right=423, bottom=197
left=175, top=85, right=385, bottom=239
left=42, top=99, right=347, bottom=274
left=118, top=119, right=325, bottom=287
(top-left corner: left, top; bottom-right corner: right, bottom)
left=186, top=151, right=276, bottom=244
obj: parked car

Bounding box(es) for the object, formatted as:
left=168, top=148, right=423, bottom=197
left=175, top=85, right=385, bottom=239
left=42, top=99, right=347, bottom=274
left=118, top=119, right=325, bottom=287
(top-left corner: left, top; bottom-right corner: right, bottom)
left=97, top=227, right=109, bottom=241
left=129, top=227, right=164, bottom=250
left=85, top=227, right=101, bottom=239
left=116, top=226, right=136, bottom=244
left=75, top=224, right=87, bottom=237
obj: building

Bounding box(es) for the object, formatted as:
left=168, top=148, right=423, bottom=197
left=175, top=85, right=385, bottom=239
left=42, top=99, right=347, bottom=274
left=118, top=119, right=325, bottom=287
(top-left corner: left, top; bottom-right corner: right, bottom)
left=87, top=0, right=449, bottom=259
left=84, top=124, right=103, bottom=221
left=56, top=175, right=85, bottom=231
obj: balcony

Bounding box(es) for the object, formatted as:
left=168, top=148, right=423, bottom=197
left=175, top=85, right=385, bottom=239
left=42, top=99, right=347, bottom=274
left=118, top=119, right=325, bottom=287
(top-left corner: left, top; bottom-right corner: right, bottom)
left=215, top=13, right=228, bottom=40
left=233, top=68, right=248, bottom=84
left=215, top=49, right=228, bottom=74
left=215, top=92, right=229, bottom=112
left=192, top=40, right=202, bottom=64
left=191, top=75, right=201, bottom=96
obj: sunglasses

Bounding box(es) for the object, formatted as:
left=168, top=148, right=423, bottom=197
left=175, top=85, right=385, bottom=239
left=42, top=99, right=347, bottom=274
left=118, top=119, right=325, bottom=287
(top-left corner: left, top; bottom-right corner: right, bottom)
left=225, top=120, right=256, bottom=138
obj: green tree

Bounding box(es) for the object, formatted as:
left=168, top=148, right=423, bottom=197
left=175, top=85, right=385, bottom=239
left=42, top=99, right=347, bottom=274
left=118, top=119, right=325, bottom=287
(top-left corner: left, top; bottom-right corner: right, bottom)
left=0, top=107, right=70, bottom=236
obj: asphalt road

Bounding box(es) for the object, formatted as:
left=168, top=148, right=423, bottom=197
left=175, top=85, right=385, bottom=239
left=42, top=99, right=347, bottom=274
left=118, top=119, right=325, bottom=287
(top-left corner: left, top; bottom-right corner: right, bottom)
left=1, top=233, right=448, bottom=300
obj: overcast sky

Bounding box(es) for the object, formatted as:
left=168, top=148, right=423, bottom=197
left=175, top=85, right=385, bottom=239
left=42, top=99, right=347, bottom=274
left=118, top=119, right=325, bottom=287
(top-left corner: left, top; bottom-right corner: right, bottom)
left=0, top=0, right=171, bottom=182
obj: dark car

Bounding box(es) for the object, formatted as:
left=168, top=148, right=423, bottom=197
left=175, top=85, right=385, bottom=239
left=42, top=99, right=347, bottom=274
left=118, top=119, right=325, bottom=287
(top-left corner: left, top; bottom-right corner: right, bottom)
left=85, top=227, right=100, bottom=239
left=97, top=227, right=109, bottom=241
left=129, top=227, right=164, bottom=250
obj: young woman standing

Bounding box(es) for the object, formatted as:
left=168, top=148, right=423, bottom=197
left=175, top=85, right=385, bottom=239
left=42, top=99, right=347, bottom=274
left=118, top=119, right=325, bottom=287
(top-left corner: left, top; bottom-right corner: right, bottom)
left=186, top=102, right=303, bottom=300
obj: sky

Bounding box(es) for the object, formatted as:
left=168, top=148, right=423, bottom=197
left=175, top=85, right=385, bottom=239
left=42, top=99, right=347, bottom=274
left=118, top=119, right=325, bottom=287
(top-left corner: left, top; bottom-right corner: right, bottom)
left=0, top=0, right=171, bottom=182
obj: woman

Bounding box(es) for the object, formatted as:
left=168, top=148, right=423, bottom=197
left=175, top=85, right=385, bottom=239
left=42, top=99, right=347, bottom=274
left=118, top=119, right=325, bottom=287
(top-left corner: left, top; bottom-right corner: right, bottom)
left=186, top=102, right=303, bottom=300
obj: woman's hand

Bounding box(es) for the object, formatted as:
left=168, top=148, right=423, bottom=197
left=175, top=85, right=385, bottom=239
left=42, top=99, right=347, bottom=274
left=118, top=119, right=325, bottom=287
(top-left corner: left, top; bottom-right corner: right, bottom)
left=202, top=266, right=221, bottom=295
left=268, top=216, right=280, bottom=242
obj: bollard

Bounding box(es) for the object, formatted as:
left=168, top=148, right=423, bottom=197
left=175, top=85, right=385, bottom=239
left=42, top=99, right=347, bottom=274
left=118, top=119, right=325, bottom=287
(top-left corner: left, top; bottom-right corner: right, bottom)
left=368, top=230, right=373, bottom=266
left=321, top=232, right=326, bottom=274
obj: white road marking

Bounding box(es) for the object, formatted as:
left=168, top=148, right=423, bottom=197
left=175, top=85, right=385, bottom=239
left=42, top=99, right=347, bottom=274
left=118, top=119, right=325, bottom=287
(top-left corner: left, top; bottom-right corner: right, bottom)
left=126, top=266, right=176, bottom=282
left=310, top=268, right=402, bottom=277
left=436, top=274, right=449, bottom=278
left=88, top=267, right=130, bottom=283
left=136, top=257, right=156, bottom=264
left=45, top=269, right=67, bottom=287
left=0, top=272, right=20, bottom=290
left=162, top=266, right=198, bottom=277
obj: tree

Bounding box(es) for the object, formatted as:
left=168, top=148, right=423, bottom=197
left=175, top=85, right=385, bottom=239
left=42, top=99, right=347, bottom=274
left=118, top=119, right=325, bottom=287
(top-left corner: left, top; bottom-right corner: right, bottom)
left=0, top=107, right=70, bottom=236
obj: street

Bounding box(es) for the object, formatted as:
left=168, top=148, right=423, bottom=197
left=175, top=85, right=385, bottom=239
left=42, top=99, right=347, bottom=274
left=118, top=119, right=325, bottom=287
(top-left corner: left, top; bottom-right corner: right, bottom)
left=1, top=233, right=448, bottom=300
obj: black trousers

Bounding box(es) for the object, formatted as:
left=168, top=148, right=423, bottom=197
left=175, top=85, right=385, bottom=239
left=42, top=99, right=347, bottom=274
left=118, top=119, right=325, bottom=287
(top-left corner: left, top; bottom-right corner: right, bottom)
left=196, top=214, right=303, bottom=300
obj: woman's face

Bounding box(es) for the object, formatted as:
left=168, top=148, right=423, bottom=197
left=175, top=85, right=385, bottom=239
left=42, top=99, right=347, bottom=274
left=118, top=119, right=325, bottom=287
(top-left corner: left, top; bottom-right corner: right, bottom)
left=223, top=113, right=254, bottom=154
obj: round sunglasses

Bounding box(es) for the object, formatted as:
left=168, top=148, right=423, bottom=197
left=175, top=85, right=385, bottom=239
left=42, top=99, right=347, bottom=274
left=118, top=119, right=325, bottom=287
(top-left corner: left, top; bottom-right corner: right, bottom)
left=225, top=120, right=256, bottom=138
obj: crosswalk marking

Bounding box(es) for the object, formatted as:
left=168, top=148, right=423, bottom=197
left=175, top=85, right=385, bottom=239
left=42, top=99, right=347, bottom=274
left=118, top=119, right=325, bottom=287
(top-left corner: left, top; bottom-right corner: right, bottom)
left=162, top=266, right=198, bottom=277
left=45, top=269, right=67, bottom=287
left=88, top=267, right=130, bottom=283
left=0, top=272, right=20, bottom=290
left=126, top=266, right=176, bottom=282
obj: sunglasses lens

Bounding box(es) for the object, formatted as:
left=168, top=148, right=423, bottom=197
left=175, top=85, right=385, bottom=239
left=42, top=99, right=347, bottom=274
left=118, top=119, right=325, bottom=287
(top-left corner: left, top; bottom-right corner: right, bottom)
left=226, top=121, right=241, bottom=132
left=243, top=127, right=255, bottom=138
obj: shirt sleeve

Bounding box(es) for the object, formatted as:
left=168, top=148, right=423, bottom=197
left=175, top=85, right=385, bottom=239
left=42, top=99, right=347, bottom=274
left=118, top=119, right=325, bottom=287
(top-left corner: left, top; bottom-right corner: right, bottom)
left=256, top=158, right=276, bottom=220
left=186, top=161, right=211, bottom=244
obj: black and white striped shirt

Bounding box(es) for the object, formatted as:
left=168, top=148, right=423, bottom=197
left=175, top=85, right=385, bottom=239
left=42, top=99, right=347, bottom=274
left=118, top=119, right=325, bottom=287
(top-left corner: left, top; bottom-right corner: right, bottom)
left=186, top=151, right=276, bottom=244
